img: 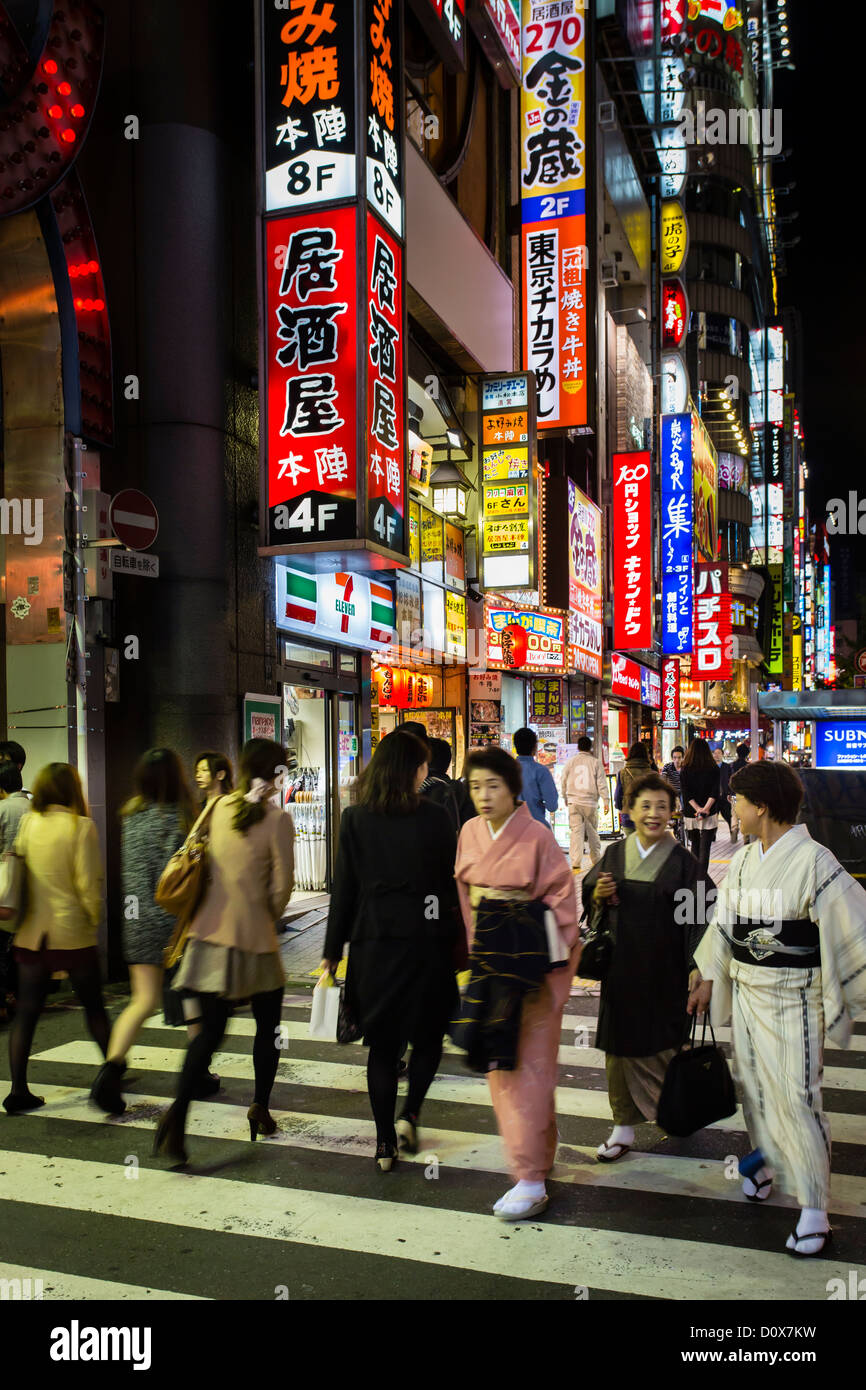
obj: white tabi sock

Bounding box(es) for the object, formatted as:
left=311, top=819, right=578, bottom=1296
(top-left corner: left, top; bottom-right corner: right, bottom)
left=786, top=1207, right=830, bottom=1254
left=605, top=1125, right=634, bottom=1149
left=493, top=1180, right=546, bottom=1212
left=742, top=1164, right=774, bottom=1199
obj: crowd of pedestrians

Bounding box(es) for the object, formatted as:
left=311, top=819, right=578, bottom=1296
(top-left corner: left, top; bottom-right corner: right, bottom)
left=1, top=728, right=865, bottom=1255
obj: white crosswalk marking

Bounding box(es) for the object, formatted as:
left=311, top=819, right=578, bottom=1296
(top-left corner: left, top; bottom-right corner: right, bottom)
left=0, top=1263, right=205, bottom=1301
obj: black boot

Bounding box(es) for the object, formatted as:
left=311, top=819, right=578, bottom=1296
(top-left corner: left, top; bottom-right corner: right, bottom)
left=90, top=1060, right=126, bottom=1116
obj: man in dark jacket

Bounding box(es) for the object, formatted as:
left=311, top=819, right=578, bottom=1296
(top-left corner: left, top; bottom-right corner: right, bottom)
left=728, top=743, right=750, bottom=841
left=513, top=727, right=558, bottom=826
left=419, top=738, right=474, bottom=836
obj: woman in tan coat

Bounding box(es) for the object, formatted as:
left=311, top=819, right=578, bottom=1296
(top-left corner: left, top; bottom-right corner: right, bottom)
left=154, top=739, right=295, bottom=1164
left=3, top=763, right=105, bottom=1114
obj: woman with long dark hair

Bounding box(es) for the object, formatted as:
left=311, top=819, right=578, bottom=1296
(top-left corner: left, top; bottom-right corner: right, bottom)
left=3, top=764, right=105, bottom=1114
left=152, top=739, right=295, bottom=1163
left=614, top=742, right=652, bottom=833
left=90, top=749, right=195, bottom=1116
left=321, top=731, right=460, bottom=1171
left=679, top=738, right=721, bottom=873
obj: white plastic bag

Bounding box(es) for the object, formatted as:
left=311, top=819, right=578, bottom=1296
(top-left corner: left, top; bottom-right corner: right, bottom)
left=309, top=975, right=340, bottom=1040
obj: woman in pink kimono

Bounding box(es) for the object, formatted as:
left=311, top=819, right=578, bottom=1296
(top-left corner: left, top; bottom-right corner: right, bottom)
left=454, top=747, right=579, bottom=1221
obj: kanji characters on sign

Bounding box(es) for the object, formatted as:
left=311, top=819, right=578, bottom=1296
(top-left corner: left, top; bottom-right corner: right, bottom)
left=612, top=453, right=652, bottom=650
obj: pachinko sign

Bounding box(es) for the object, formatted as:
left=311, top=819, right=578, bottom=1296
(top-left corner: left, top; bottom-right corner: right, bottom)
left=661, top=413, right=693, bottom=657
left=612, top=452, right=652, bottom=650
left=485, top=601, right=566, bottom=672
left=692, top=561, right=732, bottom=680
left=521, top=0, right=588, bottom=430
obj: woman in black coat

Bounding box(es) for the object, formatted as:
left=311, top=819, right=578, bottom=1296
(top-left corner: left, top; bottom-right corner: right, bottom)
left=678, top=738, right=721, bottom=873
left=321, top=731, right=460, bottom=1171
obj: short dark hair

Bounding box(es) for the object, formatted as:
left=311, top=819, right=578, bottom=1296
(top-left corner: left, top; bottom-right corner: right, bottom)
left=428, top=737, right=452, bottom=777
left=626, top=772, right=677, bottom=812
left=358, top=730, right=427, bottom=815
left=513, top=727, right=538, bottom=756
left=672, top=745, right=684, bottom=756
left=0, top=740, right=26, bottom=770
left=464, top=747, right=523, bottom=803
left=0, top=763, right=22, bottom=794
left=729, top=760, right=803, bottom=825
left=195, top=750, right=234, bottom=792
left=736, top=743, right=751, bottom=759
left=396, top=721, right=431, bottom=755
left=577, top=736, right=592, bottom=752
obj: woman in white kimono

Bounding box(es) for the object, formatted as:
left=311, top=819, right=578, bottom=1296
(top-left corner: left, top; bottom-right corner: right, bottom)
left=689, top=759, right=866, bottom=1257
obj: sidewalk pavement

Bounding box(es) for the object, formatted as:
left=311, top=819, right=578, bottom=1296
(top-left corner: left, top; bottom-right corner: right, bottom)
left=278, top=821, right=745, bottom=988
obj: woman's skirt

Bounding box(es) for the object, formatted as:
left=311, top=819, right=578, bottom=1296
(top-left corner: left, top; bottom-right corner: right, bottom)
left=13, top=943, right=100, bottom=972
left=683, top=814, right=718, bottom=831
left=174, top=938, right=285, bottom=1000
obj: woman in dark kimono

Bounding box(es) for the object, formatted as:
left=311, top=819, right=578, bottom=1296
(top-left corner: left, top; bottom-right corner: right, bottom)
left=321, top=732, right=460, bottom=1171
left=582, top=772, right=709, bottom=1162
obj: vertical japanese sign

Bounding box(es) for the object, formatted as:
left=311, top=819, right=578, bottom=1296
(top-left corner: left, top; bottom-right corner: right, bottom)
left=568, top=480, right=602, bottom=680
left=612, top=452, right=652, bottom=651
left=662, top=657, right=680, bottom=729
left=521, top=0, right=588, bottom=429
left=366, top=212, right=405, bottom=552
left=693, top=561, right=732, bottom=681
left=260, top=0, right=357, bottom=212
left=366, top=0, right=403, bottom=237
left=480, top=372, right=536, bottom=590
left=661, top=413, right=693, bottom=656
left=768, top=562, right=783, bottom=676
left=265, top=208, right=358, bottom=542
left=691, top=406, right=718, bottom=562
left=258, top=0, right=408, bottom=559
left=782, top=392, right=795, bottom=603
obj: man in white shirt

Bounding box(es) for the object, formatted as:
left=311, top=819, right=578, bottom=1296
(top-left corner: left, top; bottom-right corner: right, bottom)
left=561, top=736, right=610, bottom=871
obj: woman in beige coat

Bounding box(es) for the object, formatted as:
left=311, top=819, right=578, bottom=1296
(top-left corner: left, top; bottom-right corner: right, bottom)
left=3, top=763, right=105, bottom=1114
left=154, top=739, right=295, bottom=1164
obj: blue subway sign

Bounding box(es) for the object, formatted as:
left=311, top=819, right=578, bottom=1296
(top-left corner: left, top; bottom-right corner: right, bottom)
left=815, top=721, right=866, bottom=770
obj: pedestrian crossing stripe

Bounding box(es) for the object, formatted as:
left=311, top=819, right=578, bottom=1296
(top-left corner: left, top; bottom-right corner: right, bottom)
left=0, top=1262, right=204, bottom=1301
left=0, top=1148, right=862, bottom=1301
left=29, top=1040, right=866, bottom=1138
left=11, top=1083, right=866, bottom=1222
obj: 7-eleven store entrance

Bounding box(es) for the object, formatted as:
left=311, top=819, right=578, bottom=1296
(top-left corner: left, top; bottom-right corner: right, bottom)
left=275, top=564, right=395, bottom=892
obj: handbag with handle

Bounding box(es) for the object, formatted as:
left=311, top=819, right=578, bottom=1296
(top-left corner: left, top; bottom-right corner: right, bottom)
left=578, top=839, right=623, bottom=980
left=0, top=849, right=27, bottom=933
left=158, top=798, right=221, bottom=968
left=656, top=1011, right=737, bottom=1138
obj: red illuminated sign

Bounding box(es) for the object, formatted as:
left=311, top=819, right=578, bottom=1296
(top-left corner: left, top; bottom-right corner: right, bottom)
left=662, top=279, right=688, bottom=349
left=374, top=664, right=434, bottom=709
left=693, top=561, right=732, bottom=680
left=366, top=212, right=405, bottom=553
left=610, top=653, right=641, bottom=702
left=662, top=656, right=680, bottom=728
left=265, top=207, right=358, bottom=543
left=612, top=452, right=652, bottom=650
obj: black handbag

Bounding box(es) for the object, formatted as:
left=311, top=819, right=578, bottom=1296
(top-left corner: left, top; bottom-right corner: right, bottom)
left=336, top=985, right=362, bottom=1045
left=656, top=1012, right=737, bottom=1138
left=578, top=903, right=615, bottom=980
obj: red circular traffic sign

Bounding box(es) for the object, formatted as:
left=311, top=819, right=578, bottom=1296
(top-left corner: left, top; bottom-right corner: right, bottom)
left=857, top=649, right=866, bottom=674
left=109, top=489, right=159, bottom=551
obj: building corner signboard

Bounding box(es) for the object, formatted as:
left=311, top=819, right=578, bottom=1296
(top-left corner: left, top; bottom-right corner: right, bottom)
left=612, top=452, right=652, bottom=651
left=257, top=0, right=407, bottom=558
left=520, top=0, right=588, bottom=431
left=660, top=201, right=688, bottom=276
left=567, top=480, right=602, bottom=680
left=693, top=561, right=732, bottom=681
left=479, top=372, right=536, bottom=591
left=661, top=414, right=693, bottom=656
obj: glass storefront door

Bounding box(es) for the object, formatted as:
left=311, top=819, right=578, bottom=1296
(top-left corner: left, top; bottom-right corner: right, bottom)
left=280, top=661, right=360, bottom=892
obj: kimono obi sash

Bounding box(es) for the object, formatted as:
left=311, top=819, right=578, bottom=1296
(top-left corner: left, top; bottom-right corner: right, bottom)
left=726, top=914, right=821, bottom=969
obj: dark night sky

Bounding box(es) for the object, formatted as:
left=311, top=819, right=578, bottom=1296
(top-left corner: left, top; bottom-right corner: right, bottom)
left=776, top=2, right=863, bottom=539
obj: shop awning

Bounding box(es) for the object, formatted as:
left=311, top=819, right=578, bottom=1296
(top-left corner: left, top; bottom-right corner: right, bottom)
left=757, top=690, right=866, bottom=721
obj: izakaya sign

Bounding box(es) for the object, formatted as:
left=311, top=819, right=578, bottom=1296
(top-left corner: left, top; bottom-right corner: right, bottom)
left=373, top=663, right=435, bottom=709
left=660, top=201, right=688, bottom=275
left=612, top=452, right=652, bottom=650
left=662, top=279, right=688, bottom=349
left=257, top=0, right=407, bottom=558
left=276, top=565, right=395, bottom=651
left=662, top=656, right=680, bottom=728
left=521, top=0, right=588, bottom=430
left=692, top=561, right=732, bottom=680
left=568, top=481, right=602, bottom=680
left=661, top=413, right=693, bottom=657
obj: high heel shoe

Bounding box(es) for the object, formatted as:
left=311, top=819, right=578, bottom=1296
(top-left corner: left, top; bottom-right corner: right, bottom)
left=375, top=1141, right=398, bottom=1172
left=152, top=1105, right=188, bottom=1165
left=396, top=1115, right=418, bottom=1155
left=247, top=1103, right=278, bottom=1142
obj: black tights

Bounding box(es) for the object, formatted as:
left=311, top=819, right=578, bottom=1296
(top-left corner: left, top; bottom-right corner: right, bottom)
left=174, top=987, right=284, bottom=1125
left=688, top=829, right=715, bottom=874
left=9, top=954, right=109, bottom=1096
left=366, top=1037, right=443, bottom=1145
